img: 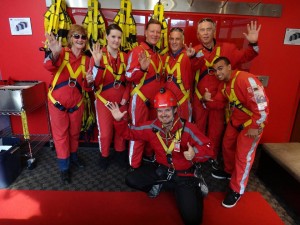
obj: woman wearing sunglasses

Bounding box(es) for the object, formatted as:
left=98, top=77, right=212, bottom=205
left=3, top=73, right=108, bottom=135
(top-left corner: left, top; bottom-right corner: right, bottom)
left=86, top=24, right=130, bottom=170
left=44, top=24, right=102, bottom=185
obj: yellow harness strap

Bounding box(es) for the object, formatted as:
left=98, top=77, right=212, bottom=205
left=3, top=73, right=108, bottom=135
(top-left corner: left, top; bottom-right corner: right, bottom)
left=130, top=49, right=162, bottom=104
left=48, top=51, right=86, bottom=111
left=222, top=71, right=254, bottom=128
left=156, top=128, right=182, bottom=155
left=21, top=109, right=30, bottom=140
left=95, top=52, right=126, bottom=105
left=194, top=46, right=221, bottom=100
left=164, top=53, right=190, bottom=105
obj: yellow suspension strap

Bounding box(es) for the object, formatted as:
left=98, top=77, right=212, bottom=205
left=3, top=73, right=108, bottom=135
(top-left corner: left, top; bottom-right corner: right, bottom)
left=20, top=109, right=30, bottom=140
left=48, top=51, right=86, bottom=112
left=130, top=50, right=163, bottom=106
left=194, top=46, right=221, bottom=101
left=43, top=0, right=73, bottom=48
left=152, top=1, right=168, bottom=55
left=113, top=0, right=138, bottom=52
left=95, top=52, right=126, bottom=105
left=222, top=71, right=257, bottom=130
left=164, top=53, right=190, bottom=106
left=82, top=0, right=106, bottom=50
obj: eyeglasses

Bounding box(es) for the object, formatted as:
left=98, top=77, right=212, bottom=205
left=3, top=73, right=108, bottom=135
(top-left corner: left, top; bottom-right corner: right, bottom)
left=170, top=27, right=184, bottom=34
left=72, top=34, right=87, bottom=40
left=198, top=18, right=215, bottom=25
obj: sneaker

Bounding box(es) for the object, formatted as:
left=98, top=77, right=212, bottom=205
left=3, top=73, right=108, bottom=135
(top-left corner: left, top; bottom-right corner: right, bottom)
left=148, top=184, right=162, bottom=198
left=211, top=169, right=231, bottom=180
left=208, top=158, right=219, bottom=170
left=142, top=155, right=156, bottom=163
left=71, top=158, right=85, bottom=169
left=222, top=190, right=241, bottom=208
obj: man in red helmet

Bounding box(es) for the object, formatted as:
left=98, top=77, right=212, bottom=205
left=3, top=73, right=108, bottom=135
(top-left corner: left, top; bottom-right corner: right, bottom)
left=106, top=88, right=213, bottom=225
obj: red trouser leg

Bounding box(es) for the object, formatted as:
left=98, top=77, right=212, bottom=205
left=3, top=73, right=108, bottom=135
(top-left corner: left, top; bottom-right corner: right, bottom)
left=114, top=104, right=128, bottom=152
left=128, top=95, right=150, bottom=168
left=208, top=109, right=225, bottom=159
left=192, top=98, right=208, bottom=134
left=95, top=99, right=113, bottom=157
left=49, top=101, right=84, bottom=159
left=223, top=123, right=261, bottom=194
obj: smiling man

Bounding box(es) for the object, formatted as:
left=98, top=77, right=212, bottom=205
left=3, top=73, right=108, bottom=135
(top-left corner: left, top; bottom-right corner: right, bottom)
left=106, top=88, right=213, bottom=225
left=125, top=19, right=164, bottom=169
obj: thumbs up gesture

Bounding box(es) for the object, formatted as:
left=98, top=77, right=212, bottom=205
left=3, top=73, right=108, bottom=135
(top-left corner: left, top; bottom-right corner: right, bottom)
left=184, top=142, right=195, bottom=161
left=203, top=88, right=213, bottom=102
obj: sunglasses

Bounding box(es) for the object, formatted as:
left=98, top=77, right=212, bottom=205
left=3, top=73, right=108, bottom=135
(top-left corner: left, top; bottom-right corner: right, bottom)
left=170, top=27, right=184, bottom=34
left=198, top=18, right=215, bottom=24
left=72, top=34, right=87, bottom=40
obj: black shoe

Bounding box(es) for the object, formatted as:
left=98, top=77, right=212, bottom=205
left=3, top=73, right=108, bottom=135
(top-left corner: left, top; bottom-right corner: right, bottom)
left=211, top=169, right=231, bottom=180
left=99, top=156, right=109, bottom=170
left=208, top=158, right=219, bottom=170
left=222, top=189, right=241, bottom=208
left=71, top=158, right=85, bottom=169
left=115, top=151, right=129, bottom=168
left=142, top=155, right=156, bottom=163
left=60, top=170, right=70, bottom=185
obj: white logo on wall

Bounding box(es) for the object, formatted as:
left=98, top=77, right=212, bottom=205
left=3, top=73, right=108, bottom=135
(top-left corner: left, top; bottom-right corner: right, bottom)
left=284, top=28, right=300, bottom=45
left=9, top=18, right=32, bottom=35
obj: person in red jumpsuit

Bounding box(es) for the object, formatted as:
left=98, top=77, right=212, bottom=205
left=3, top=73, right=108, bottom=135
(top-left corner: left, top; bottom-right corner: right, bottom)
left=191, top=18, right=261, bottom=170
left=106, top=88, right=213, bottom=225
left=44, top=24, right=102, bottom=184
left=203, top=56, right=269, bottom=208
left=86, top=24, right=130, bottom=170
left=163, top=27, right=193, bottom=122
left=126, top=19, right=164, bottom=169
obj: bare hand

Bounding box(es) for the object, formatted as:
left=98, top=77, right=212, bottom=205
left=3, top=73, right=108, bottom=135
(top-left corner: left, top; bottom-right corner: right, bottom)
left=245, top=128, right=260, bottom=139
left=90, top=42, right=103, bottom=66
left=243, top=21, right=261, bottom=44
left=138, top=51, right=151, bottom=71
left=44, top=32, right=62, bottom=57
left=184, top=142, right=195, bottom=161
left=86, top=71, right=94, bottom=85
left=106, top=102, right=127, bottom=121
left=203, top=88, right=213, bottom=102
left=185, top=43, right=195, bottom=58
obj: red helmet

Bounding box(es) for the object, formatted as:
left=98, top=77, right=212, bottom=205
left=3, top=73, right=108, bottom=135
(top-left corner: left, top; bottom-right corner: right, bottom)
left=154, top=88, right=177, bottom=108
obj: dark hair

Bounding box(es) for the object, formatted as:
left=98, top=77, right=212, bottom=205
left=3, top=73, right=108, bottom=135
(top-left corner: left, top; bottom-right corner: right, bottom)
left=106, top=23, right=123, bottom=36
left=170, top=27, right=184, bottom=34
left=198, top=17, right=216, bottom=26
left=146, top=18, right=162, bottom=30
left=213, top=56, right=231, bottom=65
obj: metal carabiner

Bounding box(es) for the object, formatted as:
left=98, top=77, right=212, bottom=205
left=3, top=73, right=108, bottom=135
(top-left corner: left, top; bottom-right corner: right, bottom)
left=68, top=77, right=77, bottom=88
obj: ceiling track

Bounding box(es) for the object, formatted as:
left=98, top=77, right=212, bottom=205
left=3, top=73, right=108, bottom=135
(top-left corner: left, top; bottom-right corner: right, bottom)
left=45, top=0, right=282, bottom=18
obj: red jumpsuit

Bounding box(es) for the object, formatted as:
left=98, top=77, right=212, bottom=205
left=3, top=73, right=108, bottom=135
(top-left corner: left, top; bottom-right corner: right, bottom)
left=163, top=49, right=193, bottom=121
left=192, top=41, right=259, bottom=159
left=114, top=114, right=213, bottom=168
left=93, top=48, right=130, bottom=157
left=44, top=47, right=94, bottom=170
left=126, top=42, right=164, bottom=168
left=216, top=70, right=269, bottom=194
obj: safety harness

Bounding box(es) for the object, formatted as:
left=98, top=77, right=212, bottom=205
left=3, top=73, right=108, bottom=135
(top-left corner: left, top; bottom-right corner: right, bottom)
left=222, top=71, right=263, bottom=131
left=82, top=0, right=106, bottom=50
left=130, top=48, right=162, bottom=107
left=194, top=46, right=221, bottom=101
left=43, top=0, right=72, bottom=48
left=48, top=50, right=86, bottom=113
left=113, top=0, right=138, bottom=52
left=164, top=52, right=190, bottom=106
left=95, top=52, right=126, bottom=105
left=152, top=1, right=169, bottom=55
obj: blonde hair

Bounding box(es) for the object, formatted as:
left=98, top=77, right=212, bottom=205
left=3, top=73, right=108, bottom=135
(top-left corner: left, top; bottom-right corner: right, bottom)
left=67, top=24, right=87, bottom=47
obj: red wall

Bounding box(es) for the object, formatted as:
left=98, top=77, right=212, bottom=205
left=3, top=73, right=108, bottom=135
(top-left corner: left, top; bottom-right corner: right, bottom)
left=0, top=0, right=299, bottom=142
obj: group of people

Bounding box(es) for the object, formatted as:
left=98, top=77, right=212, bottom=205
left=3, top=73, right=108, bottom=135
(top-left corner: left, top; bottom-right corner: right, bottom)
left=43, top=17, right=269, bottom=225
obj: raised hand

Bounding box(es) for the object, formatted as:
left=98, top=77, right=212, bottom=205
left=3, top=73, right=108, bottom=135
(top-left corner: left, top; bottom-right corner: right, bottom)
left=243, top=20, right=261, bottom=44
left=106, top=102, right=127, bottom=121
left=184, top=142, right=195, bottom=161
left=203, top=88, right=213, bottom=102
left=185, top=43, right=195, bottom=58
left=138, top=50, right=151, bottom=71
left=45, top=32, right=62, bottom=60
left=90, top=42, right=103, bottom=67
